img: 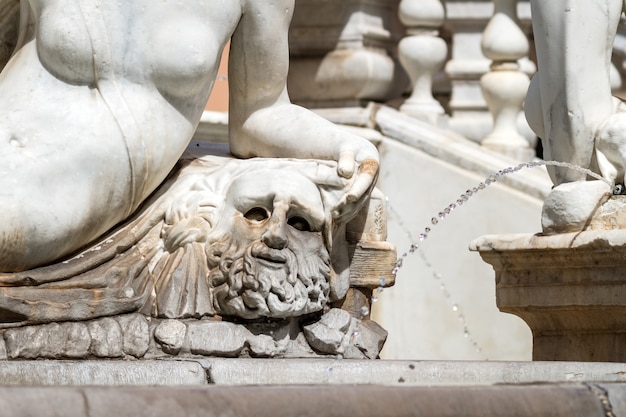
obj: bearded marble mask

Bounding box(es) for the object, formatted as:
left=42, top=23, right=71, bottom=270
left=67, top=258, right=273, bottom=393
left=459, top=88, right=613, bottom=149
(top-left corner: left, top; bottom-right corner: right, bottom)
left=209, top=169, right=331, bottom=319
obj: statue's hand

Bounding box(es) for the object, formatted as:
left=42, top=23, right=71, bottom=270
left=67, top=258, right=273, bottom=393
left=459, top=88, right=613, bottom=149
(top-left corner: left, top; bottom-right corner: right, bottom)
left=333, top=139, right=379, bottom=221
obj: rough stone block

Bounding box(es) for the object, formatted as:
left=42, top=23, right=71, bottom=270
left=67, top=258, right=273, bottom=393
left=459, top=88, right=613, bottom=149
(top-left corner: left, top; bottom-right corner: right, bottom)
left=188, top=321, right=247, bottom=357
left=354, top=319, right=388, bottom=359
left=5, top=322, right=90, bottom=359
left=0, top=334, right=7, bottom=360
left=117, top=314, right=150, bottom=358
left=303, top=309, right=353, bottom=354
left=154, top=320, right=187, bottom=355
left=88, top=317, right=124, bottom=358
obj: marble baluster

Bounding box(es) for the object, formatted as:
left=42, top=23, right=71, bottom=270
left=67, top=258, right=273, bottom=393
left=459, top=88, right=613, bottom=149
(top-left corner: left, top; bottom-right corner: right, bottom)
left=397, top=0, right=447, bottom=125
left=480, top=0, right=533, bottom=161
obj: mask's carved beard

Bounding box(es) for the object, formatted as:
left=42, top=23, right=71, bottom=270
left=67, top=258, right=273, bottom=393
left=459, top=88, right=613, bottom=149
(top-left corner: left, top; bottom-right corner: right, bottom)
left=210, top=239, right=330, bottom=319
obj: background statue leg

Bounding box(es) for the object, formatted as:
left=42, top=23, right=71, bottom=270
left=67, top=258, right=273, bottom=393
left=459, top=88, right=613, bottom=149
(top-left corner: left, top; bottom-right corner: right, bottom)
left=529, top=0, right=621, bottom=184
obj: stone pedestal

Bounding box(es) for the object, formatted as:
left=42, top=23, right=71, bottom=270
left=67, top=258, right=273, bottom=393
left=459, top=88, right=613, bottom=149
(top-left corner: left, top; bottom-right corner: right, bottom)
left=471, top=230, right=626, bottom=362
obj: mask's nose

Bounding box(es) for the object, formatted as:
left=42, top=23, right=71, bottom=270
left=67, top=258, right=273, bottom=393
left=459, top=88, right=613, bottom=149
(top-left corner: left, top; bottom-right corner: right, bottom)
left=262, top=204, right=289, bottom=250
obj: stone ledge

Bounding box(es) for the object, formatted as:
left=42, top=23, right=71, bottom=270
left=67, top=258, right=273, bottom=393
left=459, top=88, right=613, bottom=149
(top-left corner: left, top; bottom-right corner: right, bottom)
left=2, top=360, right=626, bottom=416
left=0, top=361, right=207, bottom=386
left=0, top=383, right=622, bottom=417
left=3, top=359, right=626, bottom=387
left=201, top=358, right=626, bottom=386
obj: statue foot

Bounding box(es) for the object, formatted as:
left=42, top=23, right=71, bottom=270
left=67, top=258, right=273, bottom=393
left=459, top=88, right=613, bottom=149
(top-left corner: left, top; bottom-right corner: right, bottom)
left=541, top=180, right=612, bottom=234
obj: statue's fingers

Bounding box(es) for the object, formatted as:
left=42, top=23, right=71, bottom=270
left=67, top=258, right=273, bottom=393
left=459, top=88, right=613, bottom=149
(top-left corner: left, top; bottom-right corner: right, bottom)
left=302, top=161, right=344, bottom=188
left=338, top=150, right=356, bottom=178
left=345, top=159, right=378, bottom=203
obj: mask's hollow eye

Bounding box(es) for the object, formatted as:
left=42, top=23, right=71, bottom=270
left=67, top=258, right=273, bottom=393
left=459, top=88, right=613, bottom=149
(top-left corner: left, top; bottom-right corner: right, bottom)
left=244, top=207, right=269, bottom=222
left=288, top=216, right=311, bottom=232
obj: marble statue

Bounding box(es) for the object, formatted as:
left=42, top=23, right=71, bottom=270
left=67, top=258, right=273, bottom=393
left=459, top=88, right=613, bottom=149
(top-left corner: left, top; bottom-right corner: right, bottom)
left=525, top=0, right=626, bottom=232
left=0, top=0, right=379, bottom=272
left=0, top=152, right=389, bottom=359
left=0, top=1, right=393, bottom=360
left=0, top=153, right=350, bottom=324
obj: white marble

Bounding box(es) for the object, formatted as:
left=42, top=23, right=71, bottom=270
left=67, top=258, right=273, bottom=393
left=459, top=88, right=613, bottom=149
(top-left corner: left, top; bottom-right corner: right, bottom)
left=0, top=0, right=379, bottom=272
left=480, top=0, right=533, bottom=161
left=541, top=181, right=612, bottom=234
left=525, top=0, right=623, bottom=185
left=398, top=0, right=447, bottom=120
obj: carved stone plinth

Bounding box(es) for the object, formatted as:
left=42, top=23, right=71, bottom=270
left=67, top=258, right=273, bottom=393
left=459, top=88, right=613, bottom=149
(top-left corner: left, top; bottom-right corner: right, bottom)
left=471, top=230, right=626, bottom=362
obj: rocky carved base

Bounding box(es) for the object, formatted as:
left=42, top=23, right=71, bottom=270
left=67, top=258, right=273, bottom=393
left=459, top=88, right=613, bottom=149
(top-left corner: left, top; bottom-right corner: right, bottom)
left=0, top=309, right=387, bottom=361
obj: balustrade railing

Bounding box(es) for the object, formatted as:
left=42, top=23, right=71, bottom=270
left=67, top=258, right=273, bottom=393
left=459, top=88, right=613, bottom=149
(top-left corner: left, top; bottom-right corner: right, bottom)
left=394, top=0, right=536, bottom=159
left=395, top=0, right=626, bottom=162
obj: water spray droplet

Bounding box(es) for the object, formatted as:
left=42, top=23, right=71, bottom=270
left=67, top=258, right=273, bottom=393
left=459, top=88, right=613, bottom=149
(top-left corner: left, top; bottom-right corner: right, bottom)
left=431, top=217, right=438, bottom=225
left=452, top=304, right=459, bottom=312
left=360, top=306, right=370, bottom=317
left=371, top=295, right=378, bottom=303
